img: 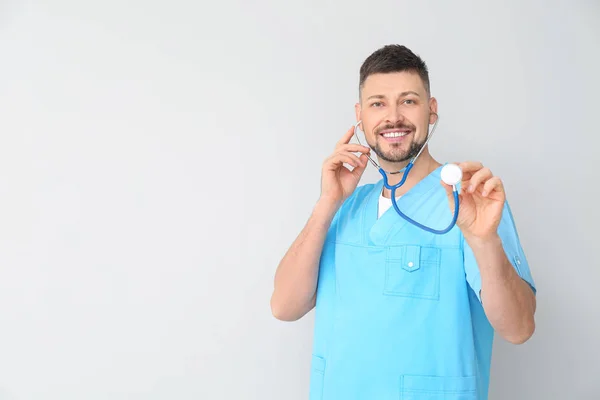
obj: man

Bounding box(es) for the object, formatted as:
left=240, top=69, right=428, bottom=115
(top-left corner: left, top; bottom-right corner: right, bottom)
left=270, top=44, right=536, bottom=400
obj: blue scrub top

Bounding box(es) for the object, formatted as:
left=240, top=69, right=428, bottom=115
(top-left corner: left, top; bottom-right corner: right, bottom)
left=309, top=165, right=536, bottom=400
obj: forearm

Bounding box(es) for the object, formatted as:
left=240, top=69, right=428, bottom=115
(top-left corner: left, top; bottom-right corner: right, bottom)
left=466, top=233, right=536, bottom=344
left=270, top=199, right=338, bottom=321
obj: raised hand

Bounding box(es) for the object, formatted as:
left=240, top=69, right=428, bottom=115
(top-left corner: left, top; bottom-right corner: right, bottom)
left=320, top=126, right=371, bottom=208
left=442, top=161, right=505, bottom=240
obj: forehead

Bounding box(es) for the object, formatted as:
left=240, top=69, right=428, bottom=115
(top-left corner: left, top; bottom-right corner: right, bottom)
left=361, top=71, right=427, bottom=99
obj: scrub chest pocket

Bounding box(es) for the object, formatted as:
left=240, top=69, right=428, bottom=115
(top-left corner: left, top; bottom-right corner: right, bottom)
left=384, top=245, right=441, bottom=300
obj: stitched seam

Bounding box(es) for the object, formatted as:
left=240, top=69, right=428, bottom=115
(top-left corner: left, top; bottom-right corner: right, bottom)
left=335, top=241, right=460, bottom=249
left=403, top=389, right=476, bottom=394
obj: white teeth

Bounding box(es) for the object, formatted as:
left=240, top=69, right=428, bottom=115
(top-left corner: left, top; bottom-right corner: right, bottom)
left=382, top=131, right=409, bottom=138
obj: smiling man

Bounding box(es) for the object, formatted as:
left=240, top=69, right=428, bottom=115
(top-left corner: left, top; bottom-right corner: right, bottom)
left=270, top=44, right=537, bottom=400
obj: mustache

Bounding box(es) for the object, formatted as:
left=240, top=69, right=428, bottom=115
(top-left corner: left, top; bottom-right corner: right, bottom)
left=374, top=121, right=416, bottom=135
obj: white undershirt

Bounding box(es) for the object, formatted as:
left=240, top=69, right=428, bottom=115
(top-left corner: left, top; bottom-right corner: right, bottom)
left=378, top=191, right=402, bottom=219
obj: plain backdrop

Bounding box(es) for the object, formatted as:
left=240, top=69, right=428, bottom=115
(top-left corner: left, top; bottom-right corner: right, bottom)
left=0, top=0, right=599, bottom=399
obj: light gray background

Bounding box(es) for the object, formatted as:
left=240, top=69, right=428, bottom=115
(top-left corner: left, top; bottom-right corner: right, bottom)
left=0, top=1, right=598, bottom=399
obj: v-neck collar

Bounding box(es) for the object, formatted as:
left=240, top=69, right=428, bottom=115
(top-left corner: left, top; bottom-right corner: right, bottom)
left=362, top=165, right=444, bottom=246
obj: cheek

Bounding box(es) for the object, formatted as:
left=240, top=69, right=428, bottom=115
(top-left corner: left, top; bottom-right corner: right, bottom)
left=363, top=116, right=385, bottom=133
left=360, top=119, right=377, bottom=137
left=357, top=122, right=376, bottom=144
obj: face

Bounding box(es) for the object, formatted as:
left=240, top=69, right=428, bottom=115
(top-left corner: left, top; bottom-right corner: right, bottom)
left=355, top=71, right=438, bottom=164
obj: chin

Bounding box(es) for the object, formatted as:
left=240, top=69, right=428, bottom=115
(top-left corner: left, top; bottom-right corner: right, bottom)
left=379, top=153, right=411, bottom=164
left=379, top=146, right=409, bottom=160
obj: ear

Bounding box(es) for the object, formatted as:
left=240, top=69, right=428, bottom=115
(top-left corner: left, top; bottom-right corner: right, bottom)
left=354, top=102, right=362, bottom=126
left=429, top=97, right=438, bottom=124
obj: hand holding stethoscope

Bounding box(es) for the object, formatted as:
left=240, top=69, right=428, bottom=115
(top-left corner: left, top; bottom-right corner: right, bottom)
left=441, top=161, right=507, bottom=241
left=318, top=125, right=372, bottom=210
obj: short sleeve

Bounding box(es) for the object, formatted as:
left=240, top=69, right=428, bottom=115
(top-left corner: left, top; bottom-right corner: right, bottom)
left=463, top=200, right=537, bottom=303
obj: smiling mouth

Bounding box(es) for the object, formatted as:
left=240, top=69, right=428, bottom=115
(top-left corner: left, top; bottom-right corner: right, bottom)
left=381, top=130, right=410, bottom=138
left=379, top=129, right=412, bottom=141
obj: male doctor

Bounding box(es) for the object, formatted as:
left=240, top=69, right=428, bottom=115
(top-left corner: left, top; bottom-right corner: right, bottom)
left=270, top=44, right=536, bottom=400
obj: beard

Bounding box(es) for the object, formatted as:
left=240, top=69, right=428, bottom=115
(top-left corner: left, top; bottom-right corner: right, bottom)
left=371, top=138, right=426, bottom=163
left=368, top=121, right=427, bottom=163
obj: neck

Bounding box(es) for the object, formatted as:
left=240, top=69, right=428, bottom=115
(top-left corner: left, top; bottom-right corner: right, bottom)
left=380, top=152, right=441, bottom=198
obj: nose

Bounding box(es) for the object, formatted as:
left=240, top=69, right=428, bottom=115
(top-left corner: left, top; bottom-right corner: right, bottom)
left=384, top=105, right=405, bottom=126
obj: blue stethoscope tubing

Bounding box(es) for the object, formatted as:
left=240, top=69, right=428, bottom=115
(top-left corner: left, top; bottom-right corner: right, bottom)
left=381, top=162, right=459, bottom=235
left=354, top=115, right=460, bottom=235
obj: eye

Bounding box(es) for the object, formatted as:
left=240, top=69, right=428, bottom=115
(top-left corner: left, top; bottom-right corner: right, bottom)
left=403, top=99, right=416, bottom=105
left=370, top=101, right=383, bottom=107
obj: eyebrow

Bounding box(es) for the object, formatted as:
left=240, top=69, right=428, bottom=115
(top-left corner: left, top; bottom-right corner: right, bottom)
left=366, top=91, right=421, bottom=101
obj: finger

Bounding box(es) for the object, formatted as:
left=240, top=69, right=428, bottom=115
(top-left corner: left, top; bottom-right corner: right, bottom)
left=448, top=161, right=477, bottom=184
left=466, top=167, right=493, bottom=193
left=351, top=154, right=369, bottom=179
left=336, top=151, right=364, bottom=167
left=324, top=152, right=362, bottom=170
left=458, top=161, right=484, bottom=174
left=336, top=126, right=356, bottom=146
left=481, top=176, right=504, bottom=197
left=336, top=143, right=371, bottom=154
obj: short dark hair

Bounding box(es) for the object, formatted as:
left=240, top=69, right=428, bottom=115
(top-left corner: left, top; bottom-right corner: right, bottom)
left=359, top=44, right=430, bottom=98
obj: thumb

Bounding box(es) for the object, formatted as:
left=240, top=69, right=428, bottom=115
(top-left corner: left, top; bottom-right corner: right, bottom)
left=440, top=180, right=459, bottom=210
left=440, top=180, right=453, bottom=196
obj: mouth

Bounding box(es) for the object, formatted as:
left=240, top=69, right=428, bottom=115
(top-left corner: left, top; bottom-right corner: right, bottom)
left=379, top=129, right=411, bottom=142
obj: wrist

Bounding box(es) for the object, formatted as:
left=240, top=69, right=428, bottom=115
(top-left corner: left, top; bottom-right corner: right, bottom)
left=464, top=232, right=502, bottom=251
left=314, top=196, right=341, bottom=220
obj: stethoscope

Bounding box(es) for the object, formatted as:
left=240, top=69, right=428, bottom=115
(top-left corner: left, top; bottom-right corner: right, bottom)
left=353, top=114, right=463, bottom=234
